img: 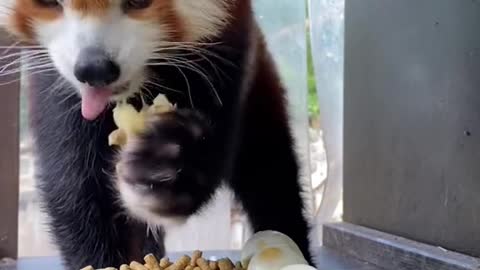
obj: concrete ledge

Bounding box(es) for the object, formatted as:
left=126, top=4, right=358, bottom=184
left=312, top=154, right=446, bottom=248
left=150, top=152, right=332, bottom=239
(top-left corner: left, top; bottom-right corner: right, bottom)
left=323, top=222, right=480, bottom=270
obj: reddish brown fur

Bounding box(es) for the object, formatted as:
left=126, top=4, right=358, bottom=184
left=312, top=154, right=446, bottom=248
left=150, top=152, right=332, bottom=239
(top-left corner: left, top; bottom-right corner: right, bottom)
left=70, top=0, right=110, bottom=16
left=8, top=0, right=185, bottom=42
left=127, top=0, right=184, bottom=41
left=9, top=0, right=62, bottom=40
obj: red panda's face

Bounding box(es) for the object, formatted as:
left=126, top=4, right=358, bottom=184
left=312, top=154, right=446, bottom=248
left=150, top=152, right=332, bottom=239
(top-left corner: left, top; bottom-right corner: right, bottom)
left=0, top=0, right=231, bottom=104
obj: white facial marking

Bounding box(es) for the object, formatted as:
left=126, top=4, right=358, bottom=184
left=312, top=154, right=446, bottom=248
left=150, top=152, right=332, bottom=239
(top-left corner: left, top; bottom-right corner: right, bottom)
left=1, top=0, right=234, bottom=99
left=34, top=4, right=167, bottom=100
left=174, top=0, right=232, bottom=41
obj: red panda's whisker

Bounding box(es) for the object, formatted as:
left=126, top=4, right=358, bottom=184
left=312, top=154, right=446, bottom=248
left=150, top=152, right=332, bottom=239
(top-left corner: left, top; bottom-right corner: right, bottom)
left=0, top=41, right=21, bottom=54
left=0, top=66, right=55, bottom=77
left=0, top=59, right=54, bottom=74
left=0, top=68, right=56, bottom=86
left=154, top=59, right=195, bottom=108
left=164, top=57, right=211, bottom=76
left=152, top=45, right=236, bottom=67
left=181, top=50, right=231, bottom=82
left=173, top=62, right=194, bottom=108
left=38, top=76, right=68, bottom=96
left=157, top=58, right=222, bottom=106
left=143, top=80, right=183, bottom=94
left=20, top=55, right=52, bottom=66
left=0, top=57, right=52, bottom=74
left=148, top=59, right=222, bottom=105
left=140, top=85, right=156, bottom=101
left=157, top=40, right=224, bottom=47
left=43, top=80, right=76, bottom=106
left=0, top=55, right=50, bottom=73
left=151, top=49, right=232, bottom=85
left=0, top=45, right=46, bottom=49
left=177, top=46, right=237, bottom=68
left=0, top=49, right=46, bottom=61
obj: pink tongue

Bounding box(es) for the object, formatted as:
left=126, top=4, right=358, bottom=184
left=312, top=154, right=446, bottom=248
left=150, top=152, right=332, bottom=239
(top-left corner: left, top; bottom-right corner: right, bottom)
left=81, top=89, right=112, bottom=121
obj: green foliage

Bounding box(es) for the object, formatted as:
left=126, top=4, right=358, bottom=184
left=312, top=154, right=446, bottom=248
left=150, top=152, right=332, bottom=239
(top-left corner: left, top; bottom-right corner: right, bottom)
left=306, top=26, right=319, bottom=119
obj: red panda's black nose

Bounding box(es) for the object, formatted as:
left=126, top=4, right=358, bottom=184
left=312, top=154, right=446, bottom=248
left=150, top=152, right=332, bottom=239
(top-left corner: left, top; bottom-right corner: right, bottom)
left=74, top=47, right=120, bottom=88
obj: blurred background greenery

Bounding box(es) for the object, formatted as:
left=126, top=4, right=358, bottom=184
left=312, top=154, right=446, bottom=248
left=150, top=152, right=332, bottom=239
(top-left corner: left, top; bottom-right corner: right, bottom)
left=306, top=2, right=320, bottom=127
left=307, top=31, right=319, bottom=122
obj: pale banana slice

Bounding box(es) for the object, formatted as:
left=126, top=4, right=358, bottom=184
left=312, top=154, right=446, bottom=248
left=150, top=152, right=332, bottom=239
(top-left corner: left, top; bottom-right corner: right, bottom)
left=108, top=94, right=175, bottom=147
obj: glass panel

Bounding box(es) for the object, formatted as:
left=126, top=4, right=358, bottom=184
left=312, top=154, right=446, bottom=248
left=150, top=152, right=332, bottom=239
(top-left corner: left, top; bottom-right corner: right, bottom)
left=308, top=0, right=345, bottom=242
left=18, top=67, right=59, bottom=257
left=254, top=1, right=311, bottom=191
left=237, top=0, right=313, bottom=243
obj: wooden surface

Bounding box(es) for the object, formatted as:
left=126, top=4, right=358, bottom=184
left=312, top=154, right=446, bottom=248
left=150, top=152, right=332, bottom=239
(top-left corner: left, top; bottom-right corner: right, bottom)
left=344, top=0, right=480, bottom=257
left=0, top=34, right=20, bottom=259
left=324, top=222, right=480, bottom=270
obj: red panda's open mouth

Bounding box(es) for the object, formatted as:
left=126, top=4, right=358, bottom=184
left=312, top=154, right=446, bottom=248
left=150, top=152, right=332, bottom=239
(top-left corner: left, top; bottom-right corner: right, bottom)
left=81, top=87, right=113, bottom=121
left=80, top=82, right=134, bottom=121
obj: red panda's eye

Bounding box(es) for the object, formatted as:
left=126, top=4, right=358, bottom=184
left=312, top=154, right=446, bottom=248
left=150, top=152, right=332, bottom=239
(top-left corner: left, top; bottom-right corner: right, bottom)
left=34, top=0, right=60, bottom=8
left=123, top=0, right=153, bottom=10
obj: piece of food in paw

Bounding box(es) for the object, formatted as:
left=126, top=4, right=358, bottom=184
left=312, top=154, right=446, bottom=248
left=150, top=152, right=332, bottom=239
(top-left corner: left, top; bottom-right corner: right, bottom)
left=109, top=94, right=175, bottom=147
left=148, top=94, right=176, bottom=114
left=108, top=128, right=128, bottom=147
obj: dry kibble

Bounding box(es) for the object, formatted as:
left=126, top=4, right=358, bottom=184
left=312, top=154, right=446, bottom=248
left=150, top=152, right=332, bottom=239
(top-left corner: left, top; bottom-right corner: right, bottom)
left=144, top=254, right=161, bottom=270
left=130, top=261, right=148, bottom=270
left=209, top=261, right=218, bottom=270
left=160, top=258, right=172, bottom=268
left=196, top=258, right=211, bottom=270
left=234, top=262, right=243, bottom=270
left=171, top=255, right=191, bottom=270
left=80, top=250, right=245, bottom=270
left=218, top=259, right=234, bottom=270
left=191, top=251, right=203, bottom=266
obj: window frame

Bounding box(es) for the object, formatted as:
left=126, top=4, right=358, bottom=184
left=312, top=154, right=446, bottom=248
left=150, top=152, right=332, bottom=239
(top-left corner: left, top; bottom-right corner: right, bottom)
left=0, top=32, right=20, bottom=259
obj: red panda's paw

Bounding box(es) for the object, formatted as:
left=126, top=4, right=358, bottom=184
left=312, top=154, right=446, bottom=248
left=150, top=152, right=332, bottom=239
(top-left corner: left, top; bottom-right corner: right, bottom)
left=115, top=109, right=214, bottom=225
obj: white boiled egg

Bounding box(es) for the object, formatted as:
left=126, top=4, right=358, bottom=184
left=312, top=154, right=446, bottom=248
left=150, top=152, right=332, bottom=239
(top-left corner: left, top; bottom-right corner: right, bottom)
left=247, top=246, right=308, bottom=270
left=241, top=230, right=305, bottom=267
left=280, top=264, right=318, bottom=270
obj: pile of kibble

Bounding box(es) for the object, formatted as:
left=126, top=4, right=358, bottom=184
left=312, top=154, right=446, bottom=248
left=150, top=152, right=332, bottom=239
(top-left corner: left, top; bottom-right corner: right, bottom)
left=81, top=250, right=245, bottom=270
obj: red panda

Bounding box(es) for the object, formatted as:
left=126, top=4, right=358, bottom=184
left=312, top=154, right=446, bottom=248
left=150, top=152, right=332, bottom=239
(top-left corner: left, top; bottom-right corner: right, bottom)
left=0, top=0, right=313, bottom=269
